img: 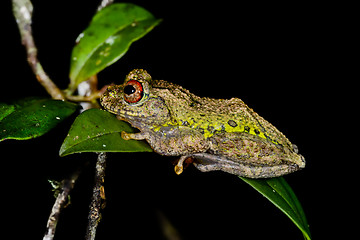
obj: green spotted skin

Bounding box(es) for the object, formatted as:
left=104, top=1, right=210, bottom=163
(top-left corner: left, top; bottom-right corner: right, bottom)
left=100, top=69, right=305, bottom=178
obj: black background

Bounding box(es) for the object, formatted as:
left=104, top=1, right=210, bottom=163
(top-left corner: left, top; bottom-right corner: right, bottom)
left=1, top=1, right=351, bottom=239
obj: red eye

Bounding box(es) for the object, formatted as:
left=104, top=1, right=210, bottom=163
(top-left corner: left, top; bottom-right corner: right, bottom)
left=123, top=80, right=143, bottom=104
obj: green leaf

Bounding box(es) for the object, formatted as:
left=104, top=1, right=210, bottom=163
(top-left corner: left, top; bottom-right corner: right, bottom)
left=69, top=3, right=161, bottom=91
left=0, top=98, right=79, bottom=141
left=59, top=108, right=152, bottom=156
left=0, top=103, right=15, bottom=121
left=240, top=177, right=311, bottom=240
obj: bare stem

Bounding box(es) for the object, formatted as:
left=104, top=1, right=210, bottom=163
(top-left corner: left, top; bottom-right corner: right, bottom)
left=43, top=172, right=80, bottom=240
left=85, top=152, right=107, bottom=240
left=12, top=0, right=65, bottom=100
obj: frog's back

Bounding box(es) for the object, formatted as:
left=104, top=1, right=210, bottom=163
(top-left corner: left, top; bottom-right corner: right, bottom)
left=151, top=79, right=294, bottom=152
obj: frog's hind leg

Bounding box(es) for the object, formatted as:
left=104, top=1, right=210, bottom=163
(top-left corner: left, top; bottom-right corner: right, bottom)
left=191, top=153, right=299, bottom=178
left=191, top=153, right=240, bottom=175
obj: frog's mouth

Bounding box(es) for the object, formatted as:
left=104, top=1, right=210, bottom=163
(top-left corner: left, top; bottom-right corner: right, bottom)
left=101, top=100, right=139, bottom=119
left=100, top=98, right=122, bottom=115
left=101, top=96, right=170, bottom=129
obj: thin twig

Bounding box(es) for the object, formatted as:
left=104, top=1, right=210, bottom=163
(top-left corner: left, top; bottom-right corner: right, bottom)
left=65, top=93, right=100, bottom=103
left=43, top=172, right=80, bottom=240
left=12, top=0, right=65, bottom=100
left=85, top=152, right=107, bottom=240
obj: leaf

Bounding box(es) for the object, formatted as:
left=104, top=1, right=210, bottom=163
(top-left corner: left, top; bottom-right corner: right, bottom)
left=0, top=98, right=79, bottom=141
left=69, top=3, right=161, bottom=91
left=0, top=103, right=15, bottom=121
left=240, top=176, right=311, bottom=240
left=59, top=108, right=152, bottom=156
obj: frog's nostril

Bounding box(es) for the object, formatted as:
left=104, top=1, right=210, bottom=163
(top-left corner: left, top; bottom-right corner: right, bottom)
left=108, top=90, right=116, bottom=98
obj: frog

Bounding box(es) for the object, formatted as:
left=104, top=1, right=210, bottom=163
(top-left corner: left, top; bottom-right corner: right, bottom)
left=100, top=69, right=305, bottom=178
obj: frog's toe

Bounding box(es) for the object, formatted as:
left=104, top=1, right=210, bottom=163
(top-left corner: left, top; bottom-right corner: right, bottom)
left=174, top=156, right=186, bottom=175
left=121, top=131, right=148, bottom=140
left=174, top=165, right=183, bottom=175
left=174, top=156, right=194, bottom=175
left=121, top=131, right=131, bottom=140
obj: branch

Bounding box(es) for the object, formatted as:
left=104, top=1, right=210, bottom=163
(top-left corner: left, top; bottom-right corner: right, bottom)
left=13, top=1, right=110, bottom=239
left=43, top=172, right=80, bottom=240
left=83, top=2, right=114, bottom=238
left=97, top=0, right=114, bottom=11
left=85, top=152, right=107, bottom=240
left=12, top=0, right=65, bottom=100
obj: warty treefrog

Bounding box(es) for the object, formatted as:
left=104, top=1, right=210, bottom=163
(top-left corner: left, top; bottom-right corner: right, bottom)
left=100, top=69, right=305, bottom=178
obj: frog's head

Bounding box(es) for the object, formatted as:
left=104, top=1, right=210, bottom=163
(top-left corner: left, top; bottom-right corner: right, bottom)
left=100, top=69, right=171, bottom=126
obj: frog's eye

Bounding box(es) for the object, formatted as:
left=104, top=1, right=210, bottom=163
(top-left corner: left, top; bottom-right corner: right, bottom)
left=123, top=80, right=144, bottom=104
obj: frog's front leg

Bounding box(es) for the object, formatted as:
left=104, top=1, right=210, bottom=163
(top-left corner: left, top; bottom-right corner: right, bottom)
left=122, top=126, right=209, bottom=175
